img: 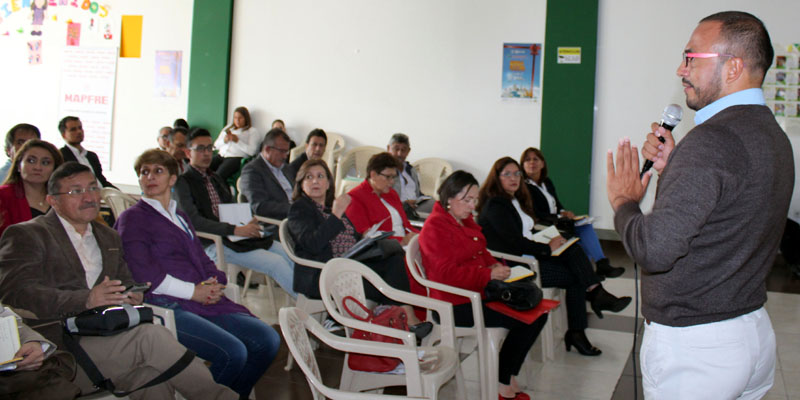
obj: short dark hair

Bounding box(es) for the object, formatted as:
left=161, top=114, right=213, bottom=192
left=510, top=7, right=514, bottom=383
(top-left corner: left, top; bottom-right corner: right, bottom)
left=5, top=123, right=41, bottom=154
left=57, top=116, right=80, bottom=135
left=292, top=159, right=335, bottom=207
left=366, top=152, right=402, bottom=176
left=388, top=133, right=410, bottom=147
left=173, top=118, right=189, bottom=129
left=4, top=139, right=63, bottom=185
left=169, top=126, right=188, bottom=142
left=700, top=11, right=773, bottom=81
left=437, top=170, right=479, bottom=210
left=47, top=162, right=94, bottom=195
left=134, top=149, right=179, bottom=177
left=261, top=128, right=291, bottom=151
left=187, top=127, right=211, bottom=147
left=305, top=129, right=327, bottom=144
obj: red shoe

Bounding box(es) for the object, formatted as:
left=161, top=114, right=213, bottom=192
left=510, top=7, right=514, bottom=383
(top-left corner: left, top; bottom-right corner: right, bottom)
left=499, top=392, right=530, bottom=400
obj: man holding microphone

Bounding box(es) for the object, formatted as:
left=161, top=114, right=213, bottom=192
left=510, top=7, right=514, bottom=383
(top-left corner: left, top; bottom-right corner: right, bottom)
left=607, top=11, right=793, bottom=399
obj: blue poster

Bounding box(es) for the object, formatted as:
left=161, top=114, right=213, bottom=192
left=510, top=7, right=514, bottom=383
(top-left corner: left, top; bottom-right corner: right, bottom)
left=501, top=43, right=541, bottom=100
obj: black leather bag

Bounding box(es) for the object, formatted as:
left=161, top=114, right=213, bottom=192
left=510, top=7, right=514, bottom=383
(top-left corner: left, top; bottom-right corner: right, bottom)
left=63, top=304, right=153, bottom=336
left=484, top=279, right=544, bottom=311
left=223, top=236, right=275, bottom=253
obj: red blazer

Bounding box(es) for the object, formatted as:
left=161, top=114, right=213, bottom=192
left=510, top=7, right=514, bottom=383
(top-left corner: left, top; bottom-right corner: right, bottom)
left=0, top=182, right=33, bottom=236
left=345, top=179, right=419, bottom=239
left=418, top=202, right=496, bottom=305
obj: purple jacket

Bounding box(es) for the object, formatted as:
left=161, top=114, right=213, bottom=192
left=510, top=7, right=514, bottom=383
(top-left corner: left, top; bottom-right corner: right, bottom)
left=115, top=200, right=249, bottom=317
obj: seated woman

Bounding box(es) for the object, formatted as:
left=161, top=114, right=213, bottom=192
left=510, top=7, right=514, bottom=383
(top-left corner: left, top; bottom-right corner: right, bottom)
left=0, top=139, right=63, bottom=235
left=211, top=106, right=259, bottom=181
left=419, top=170, right=547, bottom=400
left=520, top=147, right=624, bottom=278
left=477, top=157, right=632, bottom=357
left=115, top=149, right=279, bottom=398
left=287, top=159, right=427, bottom=330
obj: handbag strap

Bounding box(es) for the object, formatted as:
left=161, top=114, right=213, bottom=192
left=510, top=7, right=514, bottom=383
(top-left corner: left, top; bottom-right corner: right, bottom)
left=342, top=295, right=371, bottom=322
left=62, top=330, right=195, bottom=397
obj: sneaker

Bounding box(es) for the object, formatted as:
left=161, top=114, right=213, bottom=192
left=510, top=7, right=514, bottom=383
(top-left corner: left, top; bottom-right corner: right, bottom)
left=322, top=318, right=344, bottom=334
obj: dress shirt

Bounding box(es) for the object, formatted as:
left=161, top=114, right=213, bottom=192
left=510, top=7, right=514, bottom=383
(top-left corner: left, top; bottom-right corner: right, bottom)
left=262, top=154, right=293, bottom=200
left=380, top=198, right=405, bottom=237
left=695, top=88, right=766, bottom=125
left=511, top=198, right=535, bottom=240
left=527, top=178, right=558, bottom=214
left=140, top=197, right=196, bottom=300
left=64, top=143, right=92, bottom=169
left=57, top=214, right=102, bottom=288
left=398, top=163, right=417, bottom=202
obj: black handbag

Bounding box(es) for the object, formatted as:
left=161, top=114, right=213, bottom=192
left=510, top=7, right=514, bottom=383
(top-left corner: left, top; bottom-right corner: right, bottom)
left=484, top=279, right=544, bottom=311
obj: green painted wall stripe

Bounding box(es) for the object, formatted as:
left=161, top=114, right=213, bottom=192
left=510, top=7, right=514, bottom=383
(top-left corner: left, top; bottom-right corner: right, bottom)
left=541, top=0, right=599, bottom=214
left=187, top=0, right=234, bottom=138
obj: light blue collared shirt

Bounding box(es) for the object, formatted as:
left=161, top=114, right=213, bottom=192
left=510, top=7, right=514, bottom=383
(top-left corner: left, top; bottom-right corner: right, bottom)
left=694, top=88, right=766, bottom=125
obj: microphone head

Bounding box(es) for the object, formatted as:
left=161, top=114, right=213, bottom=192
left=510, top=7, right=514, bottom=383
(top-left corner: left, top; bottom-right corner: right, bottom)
left=661, top=104, right=683, bottom=128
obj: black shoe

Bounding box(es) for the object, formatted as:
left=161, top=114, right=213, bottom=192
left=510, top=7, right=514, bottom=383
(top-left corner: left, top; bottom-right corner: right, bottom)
left=564, top=329, right=601, bottom=356
left=587, top=285, right=631, bottom=319
left=595, top=258, right=625, bottom=279
left=236, top=271, right=260, bottom=289
left=409, top=322, right=433, bottom=340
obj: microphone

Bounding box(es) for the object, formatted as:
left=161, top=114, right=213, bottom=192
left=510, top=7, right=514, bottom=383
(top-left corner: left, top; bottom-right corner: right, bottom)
left=640, top=104, right=682, bottom=177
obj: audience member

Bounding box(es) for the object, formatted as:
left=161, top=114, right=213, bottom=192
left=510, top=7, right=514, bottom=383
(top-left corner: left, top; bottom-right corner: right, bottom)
left=239, top=128, right=294, bottom=220
left=520, top=147, right=624, bottom=278
left=116, top=149, right=279, bottom=398
left=211, top=106, right=259, bottom=181
left=269, top=119, right=296, bottom=161
left=168, top=126, right=190, bottom=173
left=0, top=162, right=237, bottom=399
left=157, top=126, right=172, bottom=151
left=173, top=128, right=296, bottom=298
left=287, top=159, right=425, bottom=327
left=57, top=116, right=116, bottom=189
left=288, top=128, right=327, bottom=181
left=387, top=133, right=422, bottom=210
left=418, top=170, right=547, bottom=400
left=173, top=118, right=189, bottom=129
left=477, top=157, right=631, bottom=356
left=0, top=139, right=63, bottom=235
left=1, top=123, right=41, bottom=181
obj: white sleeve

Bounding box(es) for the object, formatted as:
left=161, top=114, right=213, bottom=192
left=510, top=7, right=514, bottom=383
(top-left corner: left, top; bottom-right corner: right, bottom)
left=152, top=274, right=195, bottom=300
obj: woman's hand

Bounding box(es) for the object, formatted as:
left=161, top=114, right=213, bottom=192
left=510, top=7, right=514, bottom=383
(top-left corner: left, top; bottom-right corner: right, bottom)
left=192, top=277, right=225, bottom=305
left=560, top=210, right=575, bottom=219
left=400, top=231, right=417, bottom=246
left=548, top=235, right=567, bottom=252
left=223, top=130, right=232, bottom=143
left=490, top=264, right=511, bottom=281
left=331, top=193, right=351, bottom=218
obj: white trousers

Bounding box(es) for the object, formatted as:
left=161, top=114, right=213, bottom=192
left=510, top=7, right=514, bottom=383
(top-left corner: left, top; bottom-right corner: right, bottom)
left=641, top=307, right=776, bottom=400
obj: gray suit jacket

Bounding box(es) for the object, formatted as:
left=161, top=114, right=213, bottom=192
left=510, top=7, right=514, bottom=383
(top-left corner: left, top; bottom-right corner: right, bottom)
left=0, top=210, right=134, bottom=343
left=239, top=156, right=294, bottom=219
left=391, top=161, right=421, bottom=201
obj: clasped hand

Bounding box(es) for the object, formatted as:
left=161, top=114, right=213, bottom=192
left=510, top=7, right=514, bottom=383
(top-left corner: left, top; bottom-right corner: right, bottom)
left=192, top=277, right=225, bottom=305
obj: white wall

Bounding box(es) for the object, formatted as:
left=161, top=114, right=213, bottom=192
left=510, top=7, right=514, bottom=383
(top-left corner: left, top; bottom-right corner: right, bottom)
left=0, top=0, right=193, bottom=187
left=592, top=1, right=800, bottom=230
left=228, top=0, right=547, bottom=181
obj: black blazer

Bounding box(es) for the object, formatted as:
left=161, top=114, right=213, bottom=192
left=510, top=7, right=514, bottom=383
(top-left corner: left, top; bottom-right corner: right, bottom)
left=287, top=153, right=308, bottom=183
left=477, top=196, right=550, bottom=258
left=173, top=166, right=236, bottom=245
left=526, top=177, right=563, bottom=221
left=287, top=195, right=352, bottom=298
left=239, top=156, right=294, bottom=220
left=60, top=146, right=116, bottom=189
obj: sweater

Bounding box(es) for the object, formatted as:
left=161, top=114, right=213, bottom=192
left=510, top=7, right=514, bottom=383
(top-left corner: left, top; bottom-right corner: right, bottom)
left=614, top=105, right=794, bottom=326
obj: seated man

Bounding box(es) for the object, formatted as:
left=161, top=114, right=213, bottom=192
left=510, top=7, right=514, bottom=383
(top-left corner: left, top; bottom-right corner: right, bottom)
left=387, top=133, right=429, bottom=215
left=167, top=126, right=190, bottom=174
left=239, top=128, right=294, bottom=220
left=173, top=128, right=296, bottom=298
left=157, top=126, right=172, bottom=151
left=1, top=123, right=41, bottom=181
left=0, top=162, right=236, bottom=400
left=57, top=116, right=116, bottom=189
left=288, top=128, right=327, bottom=182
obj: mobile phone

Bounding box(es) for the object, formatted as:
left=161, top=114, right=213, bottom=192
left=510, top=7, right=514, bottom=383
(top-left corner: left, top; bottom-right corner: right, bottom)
left=123, top=283, right=150, bottom=294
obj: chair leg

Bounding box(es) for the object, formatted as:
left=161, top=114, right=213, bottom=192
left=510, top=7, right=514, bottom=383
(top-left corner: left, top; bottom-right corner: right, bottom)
left=242, top=269, right=254, bottom=299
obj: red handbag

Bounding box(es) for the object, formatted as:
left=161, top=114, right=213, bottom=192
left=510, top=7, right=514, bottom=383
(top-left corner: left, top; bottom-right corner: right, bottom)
left=342, top=296, right=408, bottom=372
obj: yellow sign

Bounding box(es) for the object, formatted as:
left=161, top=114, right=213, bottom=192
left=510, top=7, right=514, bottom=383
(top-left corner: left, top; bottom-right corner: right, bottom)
left=557, top=47, right=581, bottom=64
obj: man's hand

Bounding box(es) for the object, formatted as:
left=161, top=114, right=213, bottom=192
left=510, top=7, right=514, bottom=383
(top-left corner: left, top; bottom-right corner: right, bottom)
left=86, top=276, right=127, bottom=309
left=192, top=277, right=225, bottom=305
left=400, top=231, right=417, bottom=246
left=233, top=218, right=261, bottom=238
left=641, top=123, right=675, bottom=175
left=14, top=342, right=45, bottom=371
left=490, top=264, right=511, bottom=280
left=332, top=194, right=351, bottom=218
left=404, top=199, right=418, bottom=209
left=607, top=137, right=651, bottom=212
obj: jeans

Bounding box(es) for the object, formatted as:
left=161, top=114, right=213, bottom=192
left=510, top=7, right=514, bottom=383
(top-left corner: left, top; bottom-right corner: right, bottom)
left=575, top=223, right=605, bottom=262
left=205, top=241, right=297, bottom=298
left=168, top=306, right=279, bottom=397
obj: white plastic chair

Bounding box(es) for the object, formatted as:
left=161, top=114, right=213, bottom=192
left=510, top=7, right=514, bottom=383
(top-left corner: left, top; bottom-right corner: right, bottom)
left=323, top=132, right=346, bottom=175
left=279, top=307, right=430, bottom=400
left=411, top=158, right=453, bottom=201
left=100, top=187, right=138, bottom=220
left=318, top=258, right=464, bottom=399
left=405, top=235, right=507, bottom=400
left=334, top=146, right=382, bottom=196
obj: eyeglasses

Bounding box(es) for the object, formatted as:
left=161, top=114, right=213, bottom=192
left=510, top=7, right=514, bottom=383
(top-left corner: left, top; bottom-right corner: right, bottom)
left=500, top=171, right=522, bottom=178
left=269, top=146, right=290, bottom=154
left=378, top=172, right=398, bottom=181
left=682, top=51, right=735, bottom=68
left=52, top=186, right=101, bottom=197
left=189, top=145, right=215, bottom=153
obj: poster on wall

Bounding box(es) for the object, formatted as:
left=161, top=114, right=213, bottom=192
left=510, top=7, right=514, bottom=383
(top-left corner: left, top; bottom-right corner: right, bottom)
left=154, top=50, right=181, bottom=97
left=501, top=43, right=542, bottom=101
left=765, top=43, right=800, bottom=135
left=58, top=47, right=117, bottom=168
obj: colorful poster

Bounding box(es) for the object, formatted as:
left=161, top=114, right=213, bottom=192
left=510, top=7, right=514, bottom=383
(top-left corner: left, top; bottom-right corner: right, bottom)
left=501, top=43, right=542, bottom=100
left=154, top=50, right=182, bottom=97
left=27, top=40, right=41, bottom=64
left=58, top=47, right=118, bottom=168
left=66, top=22, right=80, bottom=46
